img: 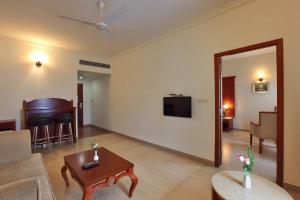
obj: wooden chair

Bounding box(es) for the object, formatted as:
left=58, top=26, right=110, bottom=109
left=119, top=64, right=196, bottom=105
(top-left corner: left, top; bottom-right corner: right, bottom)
left=250, top=112, right=277, bottom=154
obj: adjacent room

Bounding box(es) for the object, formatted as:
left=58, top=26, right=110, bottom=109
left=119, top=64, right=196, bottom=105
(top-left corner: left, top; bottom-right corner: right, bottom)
left=220, top=47, right=277, bottom=182
left=77, top=70, right=111, bottom=138
left=0, top=0, right=300, bottom=200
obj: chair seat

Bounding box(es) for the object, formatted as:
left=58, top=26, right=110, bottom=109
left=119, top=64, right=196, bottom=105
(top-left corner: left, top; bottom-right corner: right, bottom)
left=55, top=114, right=73, bottom=124
left=29, top=117, right=53, bottom=127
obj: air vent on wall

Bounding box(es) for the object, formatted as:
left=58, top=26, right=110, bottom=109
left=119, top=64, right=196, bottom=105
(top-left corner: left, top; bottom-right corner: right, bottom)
left=79, top=60, right=111, bottom=69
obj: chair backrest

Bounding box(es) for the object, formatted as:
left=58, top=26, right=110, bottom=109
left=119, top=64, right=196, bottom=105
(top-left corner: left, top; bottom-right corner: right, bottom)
left=258, top=112, right=277, bottom=140
left=0, top=130, right=32, bottom=164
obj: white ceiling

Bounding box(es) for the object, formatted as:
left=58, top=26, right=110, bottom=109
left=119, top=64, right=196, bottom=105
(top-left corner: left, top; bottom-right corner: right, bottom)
left=222, top=46, right=276, bottom=61
left=0, top=0, right=239, bottom=57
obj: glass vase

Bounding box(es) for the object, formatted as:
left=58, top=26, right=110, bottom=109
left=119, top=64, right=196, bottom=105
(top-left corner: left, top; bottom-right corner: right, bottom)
left=243, top=173, right=252, bottom=189
left=93, top=149, right=99, bottom=161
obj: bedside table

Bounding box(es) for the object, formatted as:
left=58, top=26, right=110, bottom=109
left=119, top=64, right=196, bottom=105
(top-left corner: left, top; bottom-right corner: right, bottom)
left=223, top=117, right=233, bottom=132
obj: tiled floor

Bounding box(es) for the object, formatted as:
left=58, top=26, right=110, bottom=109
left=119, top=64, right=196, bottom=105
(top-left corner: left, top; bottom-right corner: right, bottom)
left=221, top=130, right=276, bottom=182
left=42, top=129, right=300, bottom=200
left=78, top=126, right=109, bottom=139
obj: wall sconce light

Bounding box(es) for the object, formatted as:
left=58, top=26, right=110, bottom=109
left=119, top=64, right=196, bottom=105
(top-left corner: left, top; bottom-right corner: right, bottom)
left=223, top=104, right=229, bottom=111
left=36, top=61, right=42, bottom=67
left=31, top=51, right=48, bottom=68
left=257, top=71, right=265, bottom=82
left=223, top=104, right=229, bottom=117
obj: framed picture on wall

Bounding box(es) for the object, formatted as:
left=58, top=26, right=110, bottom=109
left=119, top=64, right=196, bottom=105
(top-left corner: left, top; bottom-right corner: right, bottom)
left=252, top=82, right=270, bottom=93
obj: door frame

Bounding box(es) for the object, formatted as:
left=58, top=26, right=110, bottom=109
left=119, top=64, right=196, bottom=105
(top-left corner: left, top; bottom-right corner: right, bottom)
left=77, top=83, right=84, bottom=127
left=214, top=39, right=284, bottom=186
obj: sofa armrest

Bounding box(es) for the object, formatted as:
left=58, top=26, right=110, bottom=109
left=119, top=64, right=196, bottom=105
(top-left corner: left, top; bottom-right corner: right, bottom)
left=250, top=122, right=260, bottom=138
left=0, top=177, right=41, bottom=200
left=0, top=130, right=32, bottom=164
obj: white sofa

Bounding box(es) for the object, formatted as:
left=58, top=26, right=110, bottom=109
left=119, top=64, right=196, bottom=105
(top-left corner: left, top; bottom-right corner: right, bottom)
left=0, top=130, right=55, bottom=200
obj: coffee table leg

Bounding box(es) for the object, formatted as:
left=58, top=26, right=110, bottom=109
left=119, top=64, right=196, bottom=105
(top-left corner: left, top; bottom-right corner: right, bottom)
left=61, top=165, right=69, bottom=187
left=82, top=186, right=93, bottom=200
left=128, top=168, right=138, bottom=198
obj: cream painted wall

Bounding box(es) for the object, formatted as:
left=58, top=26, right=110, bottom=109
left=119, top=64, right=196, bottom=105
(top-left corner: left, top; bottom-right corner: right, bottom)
left=0, top=36, right=111, bottom=131
left=90, top=76, right=111, bottom=128
left=111, top=0, right=300, bottom=186
left=222, top=52, right=277, bottom=130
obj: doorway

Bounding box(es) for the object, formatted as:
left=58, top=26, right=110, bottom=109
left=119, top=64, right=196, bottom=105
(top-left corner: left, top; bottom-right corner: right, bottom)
left=77, top=70, right=111, bottom=138
left=77, top=83, right=84, bottom=127
left=214, top=39, right=284, bottom=186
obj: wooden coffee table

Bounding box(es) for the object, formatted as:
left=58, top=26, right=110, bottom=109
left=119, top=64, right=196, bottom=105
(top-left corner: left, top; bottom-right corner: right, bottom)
left=61, top=147, right=138, bottom=200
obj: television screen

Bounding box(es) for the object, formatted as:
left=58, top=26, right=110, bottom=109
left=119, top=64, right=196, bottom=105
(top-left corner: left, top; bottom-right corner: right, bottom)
left=163, top=96, right=192, bottom=118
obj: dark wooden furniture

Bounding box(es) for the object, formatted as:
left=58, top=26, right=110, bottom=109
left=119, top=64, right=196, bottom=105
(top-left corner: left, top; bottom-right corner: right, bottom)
left=222, top=76, right=236, bottom=117
left=214, top=39, right=284, bottom=186
left=23, top=98, right=77, bottom=143
left=212, top=188, right=224, bottom=200
left=222, top=117, right=233, bottom=132
left=61, top=148, right=138, bottom=200
left=0, top=119, right=16, bottom=131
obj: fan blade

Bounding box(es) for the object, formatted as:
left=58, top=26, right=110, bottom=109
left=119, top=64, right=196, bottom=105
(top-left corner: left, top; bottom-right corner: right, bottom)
left=102, top=28, right=113, bottom=37
left=58, top=15, right=96, bottom=26
left=105, top=6, right=128, bottom=25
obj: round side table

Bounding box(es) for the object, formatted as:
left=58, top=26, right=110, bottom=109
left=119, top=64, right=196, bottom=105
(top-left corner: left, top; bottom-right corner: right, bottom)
left=212, top=171, right=293, bottom=200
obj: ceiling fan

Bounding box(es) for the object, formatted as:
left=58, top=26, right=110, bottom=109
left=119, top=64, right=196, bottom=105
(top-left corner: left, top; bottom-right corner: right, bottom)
left=58, top=1, right=128, bottom=37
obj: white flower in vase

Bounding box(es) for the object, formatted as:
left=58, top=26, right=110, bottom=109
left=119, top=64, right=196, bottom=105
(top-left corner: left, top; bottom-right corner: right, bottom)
left=90, top=142, right=100, bottom=162
left=245, top=158, right=251, bottom=165
left=238, top=155, right=245, bottom=162
left=237, top=146, right=255, bottom=189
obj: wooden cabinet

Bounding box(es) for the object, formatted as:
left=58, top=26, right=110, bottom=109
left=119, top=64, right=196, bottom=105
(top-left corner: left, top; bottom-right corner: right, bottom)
left=23, top=98, right=77, bottom=143
left=0, top=119, right=16, bottom=132
left=223, top=117, right=233, bottom=132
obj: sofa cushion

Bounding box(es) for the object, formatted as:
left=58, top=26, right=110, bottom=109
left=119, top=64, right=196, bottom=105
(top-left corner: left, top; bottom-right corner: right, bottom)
left=0, top=153, right=45, bottom=185
left=0, top=130, right=32, bottom=164
left=37, top=174, right=56, bottom=200
left=0, top=177, right=40, bottom=200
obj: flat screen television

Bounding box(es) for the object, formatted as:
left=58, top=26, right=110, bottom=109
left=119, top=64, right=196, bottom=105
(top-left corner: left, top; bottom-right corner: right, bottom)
left=163, top=96, right=192, bottom=118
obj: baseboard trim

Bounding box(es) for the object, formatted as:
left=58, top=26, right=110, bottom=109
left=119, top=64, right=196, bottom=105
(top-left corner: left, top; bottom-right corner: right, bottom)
left=89, top=125, right=112, bottom=133
left=91, top=125, right=214, bottom=166
left=284, top=182, right=300, bottom=192
left=233, top=128, right=250, bottom=132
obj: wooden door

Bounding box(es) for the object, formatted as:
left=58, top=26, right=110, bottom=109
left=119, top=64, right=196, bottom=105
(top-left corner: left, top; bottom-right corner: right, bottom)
left=222, top=76, right=236, bottom=117
left=77, top=83, right=83, bottom=127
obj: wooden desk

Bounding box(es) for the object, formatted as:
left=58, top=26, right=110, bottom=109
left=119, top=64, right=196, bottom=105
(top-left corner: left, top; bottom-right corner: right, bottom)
left=23, top=98, right=77, bottom=143
left=0, top=119, right=16, bottom=131
left=223, top=117, right=233, bottom=131
left=212, top=171, right=292, bottom=200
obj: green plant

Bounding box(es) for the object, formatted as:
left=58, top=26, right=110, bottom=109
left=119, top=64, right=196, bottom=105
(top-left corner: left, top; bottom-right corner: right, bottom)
left=237, top=146, right=255, bottom=176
